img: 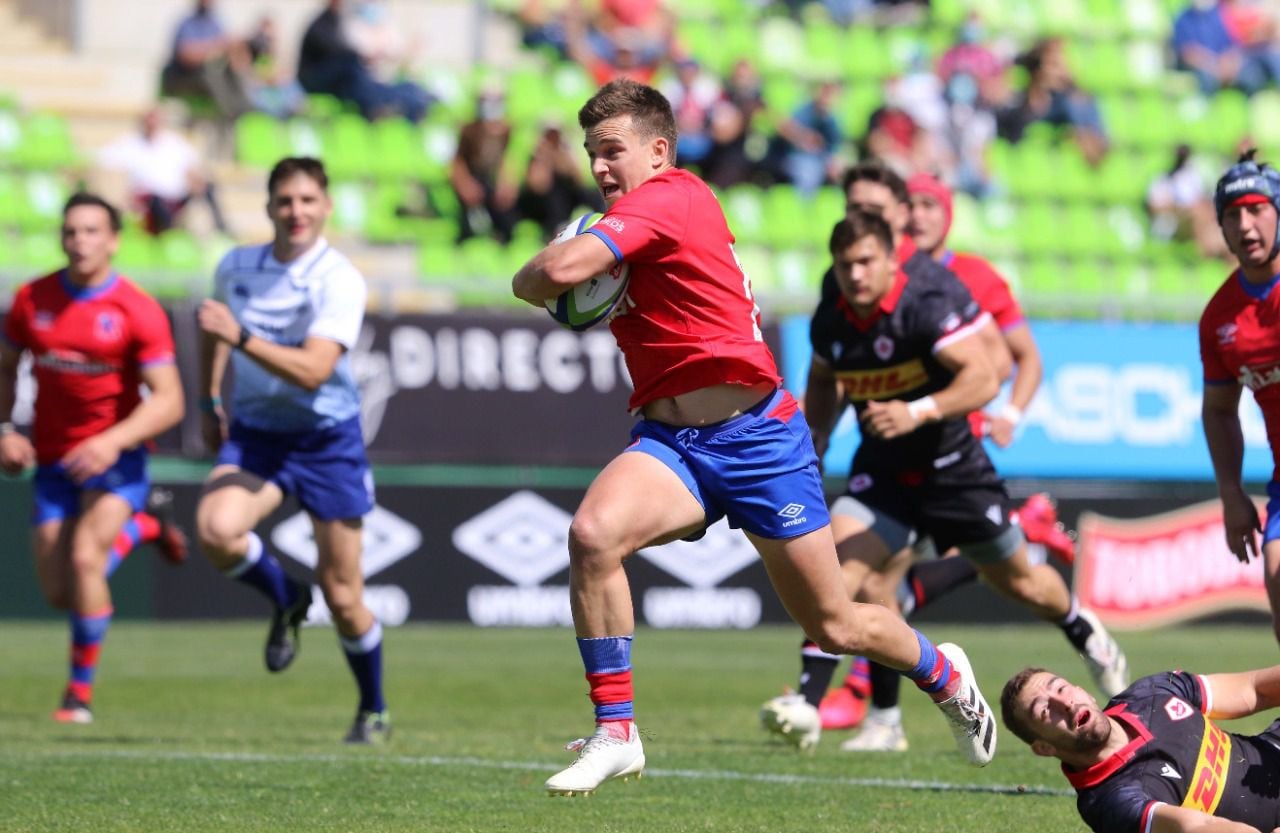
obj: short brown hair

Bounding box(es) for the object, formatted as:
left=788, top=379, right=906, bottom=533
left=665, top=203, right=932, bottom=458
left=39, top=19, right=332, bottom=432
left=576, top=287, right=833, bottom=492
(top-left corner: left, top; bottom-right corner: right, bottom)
left=63, top=192, right=122, bottom=232
left=1000, top=666, right=1049, bottom=746
left=841, top=160, right=909, bottom=206
left=268, top=156, right=328, bottom=196
left=829, top=210, right=894, bottom=257
left=578, top=79, right=678, bottom=164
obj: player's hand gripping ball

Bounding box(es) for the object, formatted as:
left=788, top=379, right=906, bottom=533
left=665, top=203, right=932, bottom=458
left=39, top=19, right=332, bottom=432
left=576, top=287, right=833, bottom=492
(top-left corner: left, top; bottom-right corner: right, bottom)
left=545, top=213, right=631, bottom=331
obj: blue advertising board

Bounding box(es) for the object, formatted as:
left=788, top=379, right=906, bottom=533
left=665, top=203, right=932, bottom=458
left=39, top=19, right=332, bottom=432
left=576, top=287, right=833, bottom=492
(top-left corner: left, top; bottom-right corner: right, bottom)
left=777, top=317, right=1272, bottom=481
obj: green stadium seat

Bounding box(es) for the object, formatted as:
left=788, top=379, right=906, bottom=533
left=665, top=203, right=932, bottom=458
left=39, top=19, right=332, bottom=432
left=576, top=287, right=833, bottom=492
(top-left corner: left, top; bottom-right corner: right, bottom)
left=114, top=230, right=156, bottom=275
left=369, top=118, right=430, bottom=182
left=1013, top=201, right=1061, bottom=257
left=679, top=20, right=731, bottom=76
left=16, top=231, right=62, bottom=273
left=762, top=75, right=807, bottom=123
left=843, top=27, right=891, bottom=80
left=0, top=108, right=20, bottom=165
left=17, top=172, right=68, bottom=232
left=235, top=113, right=287, bottom=169
left=305, top=93, right=347, bottom=121
left=154, top=230, right=203, bottom=275
left=722, top=184, right=767, bottom=244
left=418, top=240, right=458, bottom=286
left=321, top=114, right=371, bottom=180
left=1019, top=256, right=1069, bottom=316
left=757, top=17, right=806, bottom=76
left=771, top=247, right=821, bottom=312
left=1063, top=258, right=1108, bottom=319
left=14, top=112, right=77, bottom=170
left=286, top=118, right=324, bottom=158
left=762, top=183, right=809, bottom=249
left=328, top=180, right=370, bottom=234
left=0, top=172, right=19, bottom=228
left=1060, top=203, right=1104, bottom=258
left=1250, top=91, right=1280, bottom=149
left=732, top=243, right=774, bottom=299
left=1122, top=0, right=1171, bottom=38
left=802, top=21, right=846, bottom=80
left=947, top=191, right=983, bottom=253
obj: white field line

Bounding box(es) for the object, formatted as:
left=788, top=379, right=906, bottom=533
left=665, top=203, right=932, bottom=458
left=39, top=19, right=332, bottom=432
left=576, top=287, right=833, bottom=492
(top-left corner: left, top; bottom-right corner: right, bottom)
left=13, top=747, right=1072, bottom=797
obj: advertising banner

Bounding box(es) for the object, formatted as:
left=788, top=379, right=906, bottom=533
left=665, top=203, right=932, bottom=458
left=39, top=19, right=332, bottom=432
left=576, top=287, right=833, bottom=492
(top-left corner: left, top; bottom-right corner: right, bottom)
left=777, top=318, right=1272, bottom=481
left=1075, top=498, right=1269, bottom=631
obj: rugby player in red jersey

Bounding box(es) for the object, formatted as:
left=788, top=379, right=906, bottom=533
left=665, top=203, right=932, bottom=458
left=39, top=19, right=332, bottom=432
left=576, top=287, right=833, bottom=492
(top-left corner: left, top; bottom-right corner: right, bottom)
left=1201, top=149, right=1280, bottom=647
left=1002, top=662, right=1280, bottom=833
left=514, top=79, right=999, bottom=795
left=0, top=194, right=185, bottom=723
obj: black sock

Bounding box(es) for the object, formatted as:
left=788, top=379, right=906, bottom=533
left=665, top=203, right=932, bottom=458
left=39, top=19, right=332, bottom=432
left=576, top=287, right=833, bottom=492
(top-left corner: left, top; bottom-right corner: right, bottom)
left=907, top=556, right=980, bottom=611
left=799, top=640, right=840, bottom=707
left=869, top=660, right=902, bottom=710
left=1059, top=605, right=1094, bottom=652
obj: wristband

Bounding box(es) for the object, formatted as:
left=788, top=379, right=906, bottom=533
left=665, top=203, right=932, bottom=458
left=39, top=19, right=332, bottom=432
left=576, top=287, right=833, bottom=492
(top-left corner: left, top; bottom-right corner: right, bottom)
left=1000, top=404, right=1023, bottom=426
left=906, top=396, right=939, bottom=423
left=0, top=421, right=14, bottom=436
left=199, top=396, right=222, bottom=415
left=236, top=327, right=252, bottom=350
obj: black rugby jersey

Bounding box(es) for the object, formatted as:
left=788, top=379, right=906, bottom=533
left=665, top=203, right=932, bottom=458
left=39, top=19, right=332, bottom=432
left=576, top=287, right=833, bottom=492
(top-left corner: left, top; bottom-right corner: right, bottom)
left=809, top=264, right=990, bottom=483
left=1068, top=672, right=1280, bottom=833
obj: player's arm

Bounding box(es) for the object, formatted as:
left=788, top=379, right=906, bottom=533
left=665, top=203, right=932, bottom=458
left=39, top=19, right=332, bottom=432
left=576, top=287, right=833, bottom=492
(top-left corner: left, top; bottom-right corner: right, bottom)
left=1201, top=381, right=1261, bottom=563
left=977, top=319, right=1013, bottom=385
left=0, top=341, right=34, bottom=475
left=804, top=356, right=839, bottom=460
left=199, top=327, right=231, bottom=453
left=1150, top=803, right=1265, bottom=833
left=513, top=232, right=618, bottom=304
left=1200, top=664, right=1280, bottom=720
left=987, top=323, right=1044, bottom=448
left=60, top=361, right=184, bottom=484
left=197, top=299, right=344, bottom=391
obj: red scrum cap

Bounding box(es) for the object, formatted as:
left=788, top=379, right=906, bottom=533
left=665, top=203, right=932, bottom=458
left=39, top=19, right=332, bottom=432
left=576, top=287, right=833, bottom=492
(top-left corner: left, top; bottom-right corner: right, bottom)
left=907, top=172, right=953, bottom=243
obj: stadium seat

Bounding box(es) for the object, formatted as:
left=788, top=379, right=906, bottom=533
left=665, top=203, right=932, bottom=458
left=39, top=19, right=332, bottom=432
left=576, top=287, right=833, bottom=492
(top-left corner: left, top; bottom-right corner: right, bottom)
left=154, top=230, right=203, bottom=275
left=235, top=113, right=287, bottom=169
left=1250, top=90, right=1280, bottom=149
left=757, top=17, right=807, bottom=76
left=1019, top=256, right=1069, bottom=317
left=16, top=231, right=62, bottom=273
left=16, top=172, right=68, bottom=232
left=321, top=114, right=372, bottom=181
left=14, top=112, right=78, bottom=170
left=0, top=172, right=19, bottom=229
left=802, top=21, right=846, bottom=80
left=0, top=107, right=19, bottom=165
left=722, top=184, right=767, bottom=245
left=770, top=246, right=820, bottom=312
left=843, top=27, right=892, bottom=80
left=286, top=119, right=324, bottom=158
left=762, top=184, right=809, bottom=250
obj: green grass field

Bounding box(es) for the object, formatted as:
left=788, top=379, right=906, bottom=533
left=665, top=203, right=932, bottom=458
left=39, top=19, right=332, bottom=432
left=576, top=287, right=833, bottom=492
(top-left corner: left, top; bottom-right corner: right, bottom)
left=1, top=621, right=1274, bottom=832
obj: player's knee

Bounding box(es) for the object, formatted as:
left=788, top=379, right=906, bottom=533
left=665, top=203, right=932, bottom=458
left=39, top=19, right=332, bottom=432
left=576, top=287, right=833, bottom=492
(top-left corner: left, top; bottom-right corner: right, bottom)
left=67, top=543, right=104, bottom=577
left=567, top=513, right=627, bottom=568
left=195, top=511, right=245, bottom=558
left=320, top=580, right=362, bottom=625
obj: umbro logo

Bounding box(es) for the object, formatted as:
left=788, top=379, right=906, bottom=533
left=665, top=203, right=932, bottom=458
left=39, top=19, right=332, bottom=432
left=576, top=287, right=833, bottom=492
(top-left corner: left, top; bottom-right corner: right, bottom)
left=1217, top=323, right=1237, bottom=345
left=1160, top=764, right=1181, bottom=780
left=778, top=503, right=806, bottom=518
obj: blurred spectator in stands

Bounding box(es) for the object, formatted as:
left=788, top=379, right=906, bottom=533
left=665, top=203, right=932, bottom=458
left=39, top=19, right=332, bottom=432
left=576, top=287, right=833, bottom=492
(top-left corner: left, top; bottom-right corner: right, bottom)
left=1173, top=0, right=1280, bottom=95
left=516, top=0, right=571, bottom=59
left=564, top=0, right=665, bottom=86
left=451, top=88, right=518, bottom=244
left=242, top=16, right=306, bottom=119
left=159, top=0, right=251, bottom=119
left=936, top=16, right=1009, bottom=197
left=517, top=119, right=604, bottom=240
left=701, top=58, right=767, bottom=189
left=344, top=0, right=425, bottom=84
left=661, top=57, right=723, bottom=169
left=1147, top=143, right=1230, bottom=259
left=297, top=0, right=432, bottom=123
left=767, top=80, right=844, bottom=196
left=862, top=103, right=949, bottom=181
left=997, top=37, right=1109, bottom=166
left=97, top=107, right=230, bottom=236
left=775, top=0, right=924, bottom=25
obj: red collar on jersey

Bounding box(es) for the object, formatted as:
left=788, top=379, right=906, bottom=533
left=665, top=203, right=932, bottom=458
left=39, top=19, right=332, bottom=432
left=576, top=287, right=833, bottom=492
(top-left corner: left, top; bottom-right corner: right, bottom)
left=836, top=268, right=910, bottom=332
left=896, top=236, right=917, bottom=264
left=1060, top=704, right=1153, bottom=790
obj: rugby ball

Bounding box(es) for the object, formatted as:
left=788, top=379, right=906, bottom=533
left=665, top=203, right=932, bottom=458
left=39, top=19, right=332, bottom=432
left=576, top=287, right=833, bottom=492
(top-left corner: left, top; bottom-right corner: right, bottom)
left=545, top=213, right=631, bottom=332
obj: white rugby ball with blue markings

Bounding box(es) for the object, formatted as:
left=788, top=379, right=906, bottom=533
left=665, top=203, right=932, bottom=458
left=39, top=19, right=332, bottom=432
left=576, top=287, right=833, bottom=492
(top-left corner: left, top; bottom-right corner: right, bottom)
left=545, top=213, right=631, bottom=332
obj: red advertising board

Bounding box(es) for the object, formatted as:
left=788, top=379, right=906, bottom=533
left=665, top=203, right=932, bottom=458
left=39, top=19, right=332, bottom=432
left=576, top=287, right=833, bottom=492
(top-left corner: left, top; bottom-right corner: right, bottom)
left=1075, top=499, right=1269, bottom=630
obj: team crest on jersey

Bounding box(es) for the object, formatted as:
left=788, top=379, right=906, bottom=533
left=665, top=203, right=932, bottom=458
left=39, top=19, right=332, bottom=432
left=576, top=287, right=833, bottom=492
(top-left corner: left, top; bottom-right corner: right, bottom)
left=873, top=335, right=894, bottom=361
left=849, top=473, right=873, bottom=493
left=94, top=311, right=122, bottom=342
left=941, top=312, right=962, bottom=333
left=33, top=310, right=54, bottom=330
left=1216, top=323, right=1237, bottom=346
left=1165, top=697, right=1194, bottom=721
left=985, top=504, right=1003, bottom=525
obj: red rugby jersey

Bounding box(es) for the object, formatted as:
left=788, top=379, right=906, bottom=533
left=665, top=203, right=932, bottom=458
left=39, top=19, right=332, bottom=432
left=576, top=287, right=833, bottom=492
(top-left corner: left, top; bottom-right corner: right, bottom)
left=941, top=250, right=1025, bottom=332
left=585, top=168, right=781, bottom=411
left=3, top=271, right=176, bottom=464
left=1200, top=270, right=1280, bottom=478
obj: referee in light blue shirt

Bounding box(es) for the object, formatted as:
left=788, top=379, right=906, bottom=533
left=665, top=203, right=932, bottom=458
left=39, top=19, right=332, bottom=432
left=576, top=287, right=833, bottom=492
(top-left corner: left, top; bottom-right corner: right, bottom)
left=195, top=157, right=387, bottom=744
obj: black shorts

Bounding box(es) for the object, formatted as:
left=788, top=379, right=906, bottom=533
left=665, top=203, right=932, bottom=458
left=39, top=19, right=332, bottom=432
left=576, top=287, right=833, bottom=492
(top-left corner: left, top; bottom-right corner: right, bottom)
left=833, top=470, right=1021, bottom=563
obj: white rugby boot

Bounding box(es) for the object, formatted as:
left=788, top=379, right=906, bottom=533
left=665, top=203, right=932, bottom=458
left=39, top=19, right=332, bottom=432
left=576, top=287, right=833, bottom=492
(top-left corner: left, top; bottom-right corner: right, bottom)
left=1077, top=609, right=1129, bottom=699
left=933, top=643, right=997, bottom=766
left=545, top=721, right=645, bottom=796
left=759, top=691, right=822, bottom=751
left=839, top=707, right=908, bottom=752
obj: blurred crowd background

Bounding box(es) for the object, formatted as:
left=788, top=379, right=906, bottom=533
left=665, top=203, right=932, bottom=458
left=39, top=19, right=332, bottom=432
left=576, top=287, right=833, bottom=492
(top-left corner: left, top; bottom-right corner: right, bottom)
left=0, top=0, right=1271, bottom=321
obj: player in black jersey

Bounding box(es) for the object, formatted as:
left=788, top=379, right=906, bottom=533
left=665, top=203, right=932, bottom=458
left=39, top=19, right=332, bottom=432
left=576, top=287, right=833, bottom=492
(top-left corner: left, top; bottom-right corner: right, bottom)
left=1002, top=664, right=1280, bottom=833
left=760, top=212, right=1128, bottom=754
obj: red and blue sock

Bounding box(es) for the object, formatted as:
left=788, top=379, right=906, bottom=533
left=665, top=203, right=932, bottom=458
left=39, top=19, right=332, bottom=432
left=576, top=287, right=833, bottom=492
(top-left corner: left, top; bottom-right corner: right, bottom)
left=340, top=620, right=386, bottom=714
left=104, top=513, right=162, bottom=578
left=905, top=630, right=957, bottom=700
left=224, top=532, right=297, bottom=609
left=578, top=635, right=633, bottom=724
left=67, top=607, right=113, bottom=703
left=842, top=655, right=872, bottom=696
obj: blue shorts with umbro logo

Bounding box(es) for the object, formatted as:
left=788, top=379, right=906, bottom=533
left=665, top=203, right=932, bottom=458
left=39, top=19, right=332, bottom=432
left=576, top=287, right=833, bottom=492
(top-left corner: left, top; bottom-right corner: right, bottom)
left=625, top=387, right=830, bottom=539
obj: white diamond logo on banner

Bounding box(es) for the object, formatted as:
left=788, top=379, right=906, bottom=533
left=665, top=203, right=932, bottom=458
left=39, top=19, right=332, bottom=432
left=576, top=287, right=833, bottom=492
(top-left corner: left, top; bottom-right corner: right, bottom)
left=637, top=519, right=757, bottom=589
left=272, top=504, right=422, bottom=577
left=452, top=490, right=571, bottom=586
